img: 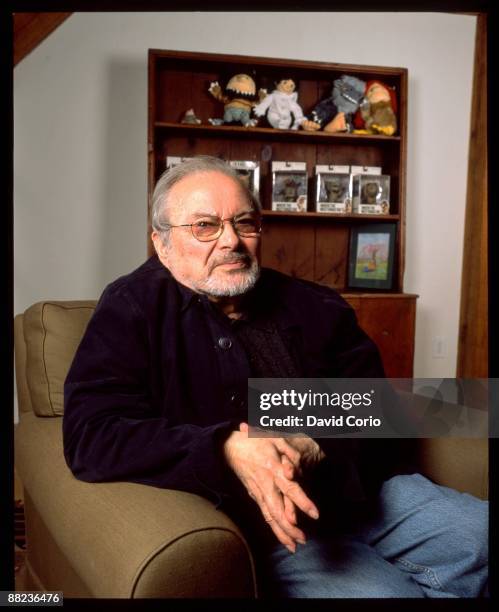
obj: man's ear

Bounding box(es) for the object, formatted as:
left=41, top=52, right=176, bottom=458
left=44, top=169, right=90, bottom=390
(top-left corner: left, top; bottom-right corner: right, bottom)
left=151, top=230, right=169, bottom=261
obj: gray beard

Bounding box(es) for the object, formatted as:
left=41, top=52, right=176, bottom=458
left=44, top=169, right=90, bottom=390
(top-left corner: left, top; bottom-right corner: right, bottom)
left=198, top=260, right=260, bottom=297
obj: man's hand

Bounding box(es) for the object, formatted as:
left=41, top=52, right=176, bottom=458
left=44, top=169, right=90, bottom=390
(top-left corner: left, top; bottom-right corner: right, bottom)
left=237, top=423, right=326, bottom=546
left=282, top=435, right=326, bottom=477
left=223, top=427, right=320, bottom=553
left=239, top=422, right=326, bottom=478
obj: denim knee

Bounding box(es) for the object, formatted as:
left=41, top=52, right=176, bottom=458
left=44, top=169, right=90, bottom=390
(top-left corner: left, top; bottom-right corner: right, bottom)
left=450, top=492, right=488, bottom=567
left=379, top=473, right=489, bottom=595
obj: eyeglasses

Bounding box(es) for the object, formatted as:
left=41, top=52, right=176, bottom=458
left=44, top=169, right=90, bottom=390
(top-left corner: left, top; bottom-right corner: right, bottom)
left=163, top=214, right=262, bottom=242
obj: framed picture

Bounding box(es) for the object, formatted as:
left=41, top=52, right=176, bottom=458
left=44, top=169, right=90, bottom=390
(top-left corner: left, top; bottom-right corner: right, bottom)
left=348, top=224, right=396, bottom=289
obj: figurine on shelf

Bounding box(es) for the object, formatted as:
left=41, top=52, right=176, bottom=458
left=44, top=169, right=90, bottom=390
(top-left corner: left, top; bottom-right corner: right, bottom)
left=208, top=74, right=266, bottom=127
left=324, top=177, right=345, bottom=203
left=253, top=78, right=304, bottom=130
left=362, top=181, right=381, bottom=204
left=280, top=178, right=301, bottom=202
left=352, top=80, right=397, bottom=136
left=301, top=74, right=366, bottom=133
left=180, top=108, right=202, bottom=125
left=237, top=170, right=251, bottom=189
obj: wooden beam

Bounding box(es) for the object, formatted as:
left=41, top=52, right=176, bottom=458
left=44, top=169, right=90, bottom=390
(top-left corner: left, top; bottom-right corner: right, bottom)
left=13, top=12, right=72, bottom=67
left=457, top=14, right=488, bottom=377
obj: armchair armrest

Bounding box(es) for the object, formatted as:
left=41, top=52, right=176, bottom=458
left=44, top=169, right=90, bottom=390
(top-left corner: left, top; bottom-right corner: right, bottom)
left=15, top=414, right=257, bottom=598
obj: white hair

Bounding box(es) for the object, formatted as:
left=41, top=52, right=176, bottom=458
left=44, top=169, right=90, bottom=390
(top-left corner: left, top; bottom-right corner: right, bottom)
left=150, top=156, right=261, bottom=239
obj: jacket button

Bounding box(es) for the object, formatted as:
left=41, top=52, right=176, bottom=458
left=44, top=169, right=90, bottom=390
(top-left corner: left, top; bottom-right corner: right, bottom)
left=218, top=337, right=232, bottom=350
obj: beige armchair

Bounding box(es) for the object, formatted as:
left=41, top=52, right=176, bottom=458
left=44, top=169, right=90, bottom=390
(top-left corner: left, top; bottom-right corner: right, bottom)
left=14, top=300, right=488, bottom=598
left=14, top=301, right=257, bottom=598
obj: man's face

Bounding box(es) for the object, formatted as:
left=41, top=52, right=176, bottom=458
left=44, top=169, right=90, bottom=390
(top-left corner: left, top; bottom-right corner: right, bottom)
left=152, top=171, right=261, bottom=297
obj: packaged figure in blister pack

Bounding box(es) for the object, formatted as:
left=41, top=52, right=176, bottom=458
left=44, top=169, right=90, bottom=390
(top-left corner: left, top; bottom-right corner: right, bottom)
left=351, top=165, right=391, bottom=214
left=271, top=161, right=308, bottom=212
left=315, top=165, right=352, bottom=213
left=229, top=160, right=261, bottom=197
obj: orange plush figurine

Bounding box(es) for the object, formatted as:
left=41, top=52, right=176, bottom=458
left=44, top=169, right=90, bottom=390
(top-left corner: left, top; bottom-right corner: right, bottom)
left=352, top=81, right=398, bottom=136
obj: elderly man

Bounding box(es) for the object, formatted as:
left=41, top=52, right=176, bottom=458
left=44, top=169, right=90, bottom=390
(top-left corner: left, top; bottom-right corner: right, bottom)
left=63, top=156, right=487, bottom=598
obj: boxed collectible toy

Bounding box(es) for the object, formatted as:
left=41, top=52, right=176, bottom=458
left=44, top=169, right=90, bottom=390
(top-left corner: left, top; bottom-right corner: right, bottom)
left=351, top=166, right=391, bottom=215
left=165, top=156, right=194, bottom=169
left=315, top=165, right=352, bottom=213
left=229, top=160, right=260, bottom=197
left=271, top=161, right=308, bottom=212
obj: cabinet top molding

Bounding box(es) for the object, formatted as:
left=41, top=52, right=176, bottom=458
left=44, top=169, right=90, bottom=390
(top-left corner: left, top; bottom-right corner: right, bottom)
left=148, top=48, right=408, bottom=77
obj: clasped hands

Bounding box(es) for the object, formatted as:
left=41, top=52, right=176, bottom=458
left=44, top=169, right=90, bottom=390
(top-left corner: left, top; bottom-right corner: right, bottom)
left=223, top=422, right=325, bottom=553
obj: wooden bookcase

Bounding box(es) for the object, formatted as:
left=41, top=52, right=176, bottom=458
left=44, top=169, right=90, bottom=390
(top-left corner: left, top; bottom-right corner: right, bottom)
left=147, top=49, right=418, bottom=376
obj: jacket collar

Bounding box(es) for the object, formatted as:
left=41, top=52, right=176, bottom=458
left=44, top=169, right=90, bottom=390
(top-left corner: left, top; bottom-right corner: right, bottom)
left=156, top=256, right=300, bottom=331
left=175, top=278, right=202, bottom=313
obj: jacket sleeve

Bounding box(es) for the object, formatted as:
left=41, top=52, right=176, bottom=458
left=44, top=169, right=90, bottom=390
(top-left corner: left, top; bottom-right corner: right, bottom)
left=62, top=284, right=238, bottom=505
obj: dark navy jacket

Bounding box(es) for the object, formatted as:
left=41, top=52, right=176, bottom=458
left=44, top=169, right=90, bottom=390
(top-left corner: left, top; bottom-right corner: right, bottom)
left=63, top=256, right=403, bottom=540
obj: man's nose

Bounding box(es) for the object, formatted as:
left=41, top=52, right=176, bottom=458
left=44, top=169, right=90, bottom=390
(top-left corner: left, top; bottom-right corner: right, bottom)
left=217, top=219, right=241, bottom=247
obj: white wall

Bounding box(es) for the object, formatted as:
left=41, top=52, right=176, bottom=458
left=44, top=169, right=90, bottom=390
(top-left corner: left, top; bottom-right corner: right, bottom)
left=14, top=12, right=477, bottom=381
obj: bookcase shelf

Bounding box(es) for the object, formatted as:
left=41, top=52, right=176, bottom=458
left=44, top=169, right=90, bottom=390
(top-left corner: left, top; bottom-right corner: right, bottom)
left=154, top=121, right=401, bottom=143
left=261, top=210, right=400, bottom=221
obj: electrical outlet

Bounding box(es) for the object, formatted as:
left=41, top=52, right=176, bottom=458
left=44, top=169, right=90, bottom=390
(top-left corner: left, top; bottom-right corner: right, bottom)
left=432, top=336, right=446, bottom=359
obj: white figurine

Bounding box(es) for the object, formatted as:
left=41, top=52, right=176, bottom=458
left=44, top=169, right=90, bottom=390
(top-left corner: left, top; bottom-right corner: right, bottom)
left=253, top=79, right=304, bottom=130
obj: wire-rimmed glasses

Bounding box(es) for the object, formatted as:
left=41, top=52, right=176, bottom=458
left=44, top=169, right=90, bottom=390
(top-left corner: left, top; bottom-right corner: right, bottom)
left=163, top=213, right=262, bottom=242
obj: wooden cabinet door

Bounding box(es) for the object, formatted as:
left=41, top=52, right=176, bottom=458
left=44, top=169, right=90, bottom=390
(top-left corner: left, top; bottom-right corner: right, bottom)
left=344, top=295, right=417, bottom=377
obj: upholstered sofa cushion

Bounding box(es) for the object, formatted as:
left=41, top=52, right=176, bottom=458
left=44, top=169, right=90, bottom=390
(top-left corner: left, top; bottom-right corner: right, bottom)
left=23, top=301, right=97, bottom=417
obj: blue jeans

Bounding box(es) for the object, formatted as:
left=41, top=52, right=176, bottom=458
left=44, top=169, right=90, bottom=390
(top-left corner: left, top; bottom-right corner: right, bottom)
left=259, top=474, right=488, bottom=598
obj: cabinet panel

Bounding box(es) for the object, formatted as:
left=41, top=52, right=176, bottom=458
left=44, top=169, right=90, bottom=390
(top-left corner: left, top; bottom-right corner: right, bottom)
left=315, top=224, right=349, bottom=288
left=343, top=297, right=361, bottom=312
left=261, top=221, right=315, bottom=280
left=344, top=296, right=417, bottom=377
